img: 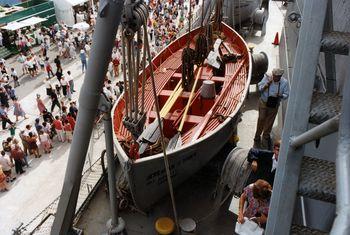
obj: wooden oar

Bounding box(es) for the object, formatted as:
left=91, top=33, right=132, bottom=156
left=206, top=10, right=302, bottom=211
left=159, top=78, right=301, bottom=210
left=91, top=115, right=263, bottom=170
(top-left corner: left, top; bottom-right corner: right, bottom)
left=167, top=66, right=203, bottom=150
left=160, top=80, right=182, bottom=117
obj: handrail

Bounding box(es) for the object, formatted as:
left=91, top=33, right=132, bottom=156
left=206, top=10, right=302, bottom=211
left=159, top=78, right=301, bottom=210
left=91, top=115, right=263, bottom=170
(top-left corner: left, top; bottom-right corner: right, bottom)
left=330, top=77, right=350, bottom=235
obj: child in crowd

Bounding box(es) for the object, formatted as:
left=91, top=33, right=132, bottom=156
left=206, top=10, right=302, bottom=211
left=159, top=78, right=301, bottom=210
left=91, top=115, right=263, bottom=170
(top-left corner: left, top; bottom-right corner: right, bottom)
left=0, top=165, right=9, bottom=192
left=39, top=130, right=51, bottom=154
left=27, top=132, right=41, bottom=158
left=11, top=68, right=20, bottom=88
left=64, top=120, right=73, bottom=143
left=53, top=116, right=64, bottom=142
left=9, top=124, right=16, bottom=138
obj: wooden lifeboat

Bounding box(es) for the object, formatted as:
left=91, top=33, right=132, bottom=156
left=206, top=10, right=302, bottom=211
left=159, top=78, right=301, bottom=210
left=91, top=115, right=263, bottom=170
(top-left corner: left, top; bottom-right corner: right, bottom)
left=112, top=22, right=252, bottom=211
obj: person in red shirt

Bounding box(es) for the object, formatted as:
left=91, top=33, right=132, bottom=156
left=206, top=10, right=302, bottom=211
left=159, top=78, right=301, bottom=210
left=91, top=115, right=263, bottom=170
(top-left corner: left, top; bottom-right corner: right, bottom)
left=66, top=113, right=76, bottom=130
left=63, top=120, right=73, bottom=143
left=53, top=116, right=65, bottom=142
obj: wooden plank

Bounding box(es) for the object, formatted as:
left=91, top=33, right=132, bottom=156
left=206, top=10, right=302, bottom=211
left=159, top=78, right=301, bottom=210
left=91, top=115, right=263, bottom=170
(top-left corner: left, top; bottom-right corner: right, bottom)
left=160, top=85, right=184, bottom=118
left=159, top=80, right=182, bottom=117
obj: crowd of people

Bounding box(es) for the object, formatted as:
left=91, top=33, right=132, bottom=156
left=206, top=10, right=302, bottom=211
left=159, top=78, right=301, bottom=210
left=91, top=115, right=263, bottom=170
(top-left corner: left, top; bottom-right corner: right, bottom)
left=147, top=0, right=200, bottom=53
left=0, top=20, right=95, bottom=192
left=0, top=17, right=128, bottom=192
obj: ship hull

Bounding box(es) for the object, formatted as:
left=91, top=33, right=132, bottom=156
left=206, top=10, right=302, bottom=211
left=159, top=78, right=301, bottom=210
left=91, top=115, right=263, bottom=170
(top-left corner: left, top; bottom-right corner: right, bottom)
left=115, top=110, right=240, bottom=211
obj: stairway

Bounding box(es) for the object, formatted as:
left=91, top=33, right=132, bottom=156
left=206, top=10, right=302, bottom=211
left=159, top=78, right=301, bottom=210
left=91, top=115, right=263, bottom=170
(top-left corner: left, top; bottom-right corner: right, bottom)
left=265, top=0, right=350, bottom=234
left=0, top=47, right=13, bottom=59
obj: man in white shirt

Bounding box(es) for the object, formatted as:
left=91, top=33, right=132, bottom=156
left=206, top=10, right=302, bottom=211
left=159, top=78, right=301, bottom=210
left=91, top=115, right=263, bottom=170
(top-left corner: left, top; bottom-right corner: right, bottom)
left=67, top=71, right=75, bottom=93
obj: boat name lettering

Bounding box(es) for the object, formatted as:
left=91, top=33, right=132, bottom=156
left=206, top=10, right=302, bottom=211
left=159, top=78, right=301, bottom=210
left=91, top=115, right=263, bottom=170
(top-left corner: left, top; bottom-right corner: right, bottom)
left=145, top=152, right=196, bottom=186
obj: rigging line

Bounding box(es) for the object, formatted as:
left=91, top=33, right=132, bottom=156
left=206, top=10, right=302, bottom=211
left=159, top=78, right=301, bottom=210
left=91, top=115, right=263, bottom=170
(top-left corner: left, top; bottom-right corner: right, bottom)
left=135, top=30, right=141, bottom=117
left=143, top=22, right=180, bottom=235
left=130, top=37, right=137, bottom=120
left=127, top=36, right=135, bottom=118
left=296, top=0, right=302, bottom=14
left=201, top=0, right=205, bottom=27
left=121, top=27, right=129, bottom=119
left=239, top=0, right=241, bottom=30
left=141, top=27, right=147, bottom=114
left=187, top=0, right=192, bottom=47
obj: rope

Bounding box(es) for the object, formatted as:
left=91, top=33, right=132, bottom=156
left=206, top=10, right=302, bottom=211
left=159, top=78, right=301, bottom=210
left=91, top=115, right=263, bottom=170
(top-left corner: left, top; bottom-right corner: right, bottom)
left=195, top=33, right=208, bottom=65
left=181, top=47, right=195, bottom=90
left=141, top=26, right=147, bottom=114
left=214, top=0, right=223, bottom=30
left=121, top=1, right=149, bottom=138
left=121, top=27, right=129, bottom=119
left=201, top=0, right=205, bottom=27
left=143, top=22, right=180, bottom=235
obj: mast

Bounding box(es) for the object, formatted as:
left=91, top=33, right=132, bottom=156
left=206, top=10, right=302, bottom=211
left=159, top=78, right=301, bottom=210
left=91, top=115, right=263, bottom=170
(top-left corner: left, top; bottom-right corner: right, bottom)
left=52, top=0, right=125, bottom=234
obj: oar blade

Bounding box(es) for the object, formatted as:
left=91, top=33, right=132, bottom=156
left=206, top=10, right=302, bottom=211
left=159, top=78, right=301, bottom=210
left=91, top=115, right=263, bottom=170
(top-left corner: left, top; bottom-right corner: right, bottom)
left=167, top=132, right=183, bottom=151
left=137, top=118, right=162, bottom=154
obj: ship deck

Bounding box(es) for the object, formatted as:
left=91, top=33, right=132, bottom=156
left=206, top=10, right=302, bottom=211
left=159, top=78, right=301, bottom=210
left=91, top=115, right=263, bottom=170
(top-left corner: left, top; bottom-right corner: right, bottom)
left=76, top=1, right=286, bottom=234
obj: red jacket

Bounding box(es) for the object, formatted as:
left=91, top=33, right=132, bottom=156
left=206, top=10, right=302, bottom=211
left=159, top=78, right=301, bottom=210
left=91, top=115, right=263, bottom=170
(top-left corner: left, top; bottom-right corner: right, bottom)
left=67, top=116, right=75, bottom=130
left=64, top=123, right=72, bottom=132
left=53, top=119, right=63, bottom=130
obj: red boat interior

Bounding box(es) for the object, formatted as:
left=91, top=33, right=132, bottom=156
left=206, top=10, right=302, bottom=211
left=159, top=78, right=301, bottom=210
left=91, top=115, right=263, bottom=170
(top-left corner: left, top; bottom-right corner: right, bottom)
left=113, top=24, right=250, bottom=157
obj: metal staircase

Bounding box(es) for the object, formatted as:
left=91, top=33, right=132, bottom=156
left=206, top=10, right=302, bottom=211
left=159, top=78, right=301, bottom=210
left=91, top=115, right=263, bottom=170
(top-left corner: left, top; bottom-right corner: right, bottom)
left=265, top=0, right=350, bottom=234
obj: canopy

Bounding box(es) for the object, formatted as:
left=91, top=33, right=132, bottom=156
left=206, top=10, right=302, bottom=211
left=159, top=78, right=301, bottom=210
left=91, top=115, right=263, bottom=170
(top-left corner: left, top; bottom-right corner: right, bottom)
left=52, top=0, right=88, bottom=26
left=1, top=16, right=47, bottom=31
left=20, top=16, right=47, bottom=27
left=64, top=0, right=88, bottom=7
left=1, top=21, right=24, bottom=31
left=72, top=21, right=90, bottom=31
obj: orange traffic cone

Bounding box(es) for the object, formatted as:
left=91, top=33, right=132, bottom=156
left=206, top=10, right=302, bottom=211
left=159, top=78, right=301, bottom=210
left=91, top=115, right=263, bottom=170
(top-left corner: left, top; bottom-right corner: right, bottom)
left=272, top=32, right=279, bottom=46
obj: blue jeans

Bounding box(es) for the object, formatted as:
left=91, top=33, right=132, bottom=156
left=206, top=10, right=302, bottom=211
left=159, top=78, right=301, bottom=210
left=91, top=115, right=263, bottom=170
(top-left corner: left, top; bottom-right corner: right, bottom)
left=81, top=60, right=87, bottom=72
left=23, top=155, right=29, bottom=167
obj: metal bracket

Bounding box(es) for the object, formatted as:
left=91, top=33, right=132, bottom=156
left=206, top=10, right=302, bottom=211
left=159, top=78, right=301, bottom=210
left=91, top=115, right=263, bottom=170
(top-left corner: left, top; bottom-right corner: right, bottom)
left=122, top=0, right=148, bottom=35
left=98, top=92, right=113, bottom=114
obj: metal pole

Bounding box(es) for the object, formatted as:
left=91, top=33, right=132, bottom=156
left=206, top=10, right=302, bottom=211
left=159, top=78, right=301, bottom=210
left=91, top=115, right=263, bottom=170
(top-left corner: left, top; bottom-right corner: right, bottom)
left=290, top=114, right=340, bottom=149
left=330, top=76, right=350, bottom=235
left=52, top=1, right=125, bottom=234
left=88, top=133, right=93, bottom=170
left=265, top=0, right=328, bottom=234
left=102, top=95, right=126, bottom=234
left=300, top=196, right=307, bottom=226
left=324, top=0, right=337, bottom=93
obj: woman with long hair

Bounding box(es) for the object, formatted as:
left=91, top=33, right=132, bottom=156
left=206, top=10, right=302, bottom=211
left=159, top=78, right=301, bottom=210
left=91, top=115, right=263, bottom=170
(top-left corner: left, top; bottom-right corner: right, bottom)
left=238, top=179, right=272, bottom=228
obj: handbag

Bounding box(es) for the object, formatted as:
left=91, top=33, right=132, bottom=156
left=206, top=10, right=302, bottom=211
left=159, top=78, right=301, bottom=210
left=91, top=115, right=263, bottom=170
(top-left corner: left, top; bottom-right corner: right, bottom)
left=266, top=82, right=281, bottom=108
left=235, top=217, right=264, bottom=235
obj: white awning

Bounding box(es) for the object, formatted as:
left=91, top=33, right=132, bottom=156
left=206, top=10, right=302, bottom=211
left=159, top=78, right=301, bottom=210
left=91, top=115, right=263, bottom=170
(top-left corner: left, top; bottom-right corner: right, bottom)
left=20, top=16, right=47, bottom=27
left=1, top=21, right=25, bottom=31
left=64, top=0, right=88, bottom=7
left=1, top=16, right=47, bottom=31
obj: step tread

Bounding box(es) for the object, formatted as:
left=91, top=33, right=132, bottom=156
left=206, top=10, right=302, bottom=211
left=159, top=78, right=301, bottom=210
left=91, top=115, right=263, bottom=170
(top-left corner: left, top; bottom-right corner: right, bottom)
left=291, top=224, right=328, bottom=235
left=321, top=31, right=350, bottom=55
left=309, top=92, right=341, bottom=125
left=298, top=156, right=336, bottom=203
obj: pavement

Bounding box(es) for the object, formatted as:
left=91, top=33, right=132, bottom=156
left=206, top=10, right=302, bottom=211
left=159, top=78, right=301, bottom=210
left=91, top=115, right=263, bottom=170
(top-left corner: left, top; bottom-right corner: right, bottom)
left=0, top=45, right=107, bottom=234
